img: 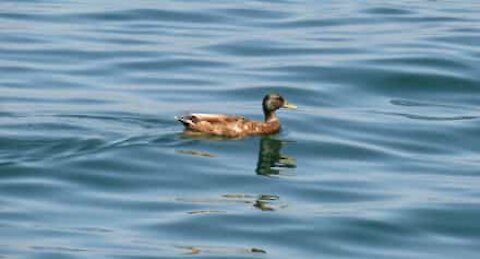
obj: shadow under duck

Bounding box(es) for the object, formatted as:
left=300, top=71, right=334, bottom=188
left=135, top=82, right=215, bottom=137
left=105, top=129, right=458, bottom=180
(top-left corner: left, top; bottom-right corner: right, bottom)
left=177, top=94, right=297, bottom=138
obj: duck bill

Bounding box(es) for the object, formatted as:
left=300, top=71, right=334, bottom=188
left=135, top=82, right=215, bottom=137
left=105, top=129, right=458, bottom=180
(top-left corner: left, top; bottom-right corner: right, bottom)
left=282, top=101, right=298, bottom=109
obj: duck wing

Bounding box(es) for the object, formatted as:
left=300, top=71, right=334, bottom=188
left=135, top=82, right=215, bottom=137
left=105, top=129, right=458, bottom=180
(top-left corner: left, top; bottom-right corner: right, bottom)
left=177, top=113, right=243, bottom=125
left=177, top=113, right=244, bottom=127
left=190, top=113, right=245, bottom=123
left=177, top=113, right=252, bottom=137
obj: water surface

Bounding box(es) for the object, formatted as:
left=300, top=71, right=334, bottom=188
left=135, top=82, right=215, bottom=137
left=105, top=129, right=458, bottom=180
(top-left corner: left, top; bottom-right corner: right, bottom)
left=1, top=0, right=480, bottom=258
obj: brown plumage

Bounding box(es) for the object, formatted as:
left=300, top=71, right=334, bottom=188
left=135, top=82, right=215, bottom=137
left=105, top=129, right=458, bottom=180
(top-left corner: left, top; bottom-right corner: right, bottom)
left=177, top=94, right=297, bottom=138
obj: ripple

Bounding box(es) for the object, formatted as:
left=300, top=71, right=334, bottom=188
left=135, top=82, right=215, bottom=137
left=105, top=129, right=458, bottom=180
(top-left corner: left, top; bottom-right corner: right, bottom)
left=380, top=112, right=478, bottom=122
left=430, top=35, right=480, bottom=48
left=390, top=99, right=468, bottom=108
left=207, top=39, right=358, bottom=58
left=363, top=7, right=414, bottom=16
left=219, top=7, right=290, bottom=20
left=76, top=8, right=226, bottom=24
left=115, top=57, right=231, bottom=72
left=363, top=56, right=473, bottom=73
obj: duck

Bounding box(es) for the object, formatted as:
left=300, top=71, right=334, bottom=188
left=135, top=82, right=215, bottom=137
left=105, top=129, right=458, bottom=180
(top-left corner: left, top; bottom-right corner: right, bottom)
left=177, top=93, right=297, bottom=138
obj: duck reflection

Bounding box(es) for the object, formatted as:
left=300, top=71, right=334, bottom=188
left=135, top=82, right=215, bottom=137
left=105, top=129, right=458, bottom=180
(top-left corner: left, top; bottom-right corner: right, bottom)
left=253, top=194, right=280, bottom=211
left=180, top=193, right=287, bottom=213
left=178, top=132, right=296, bottom=176
left=255, top=137, right=296, bottom=176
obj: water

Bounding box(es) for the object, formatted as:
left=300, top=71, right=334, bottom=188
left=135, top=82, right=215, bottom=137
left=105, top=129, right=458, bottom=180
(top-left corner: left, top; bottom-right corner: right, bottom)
left=1, top=0, right=480, bottom=258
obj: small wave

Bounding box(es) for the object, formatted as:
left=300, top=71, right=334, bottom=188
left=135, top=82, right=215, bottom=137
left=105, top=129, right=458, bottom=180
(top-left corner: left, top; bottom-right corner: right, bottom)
left=362, top=7, right=414, bottom=16
left=390, top=99, right=471, bottom=109
left=74, top=8, right=226, bottom=24
left=380, top=112, right=478, bottom=122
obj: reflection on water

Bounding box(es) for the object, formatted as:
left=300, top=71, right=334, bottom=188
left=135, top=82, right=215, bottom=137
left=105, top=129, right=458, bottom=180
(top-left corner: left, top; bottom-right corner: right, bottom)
left=176, top=149, right=216, bottom=158
left=177, top=134, right=297, bottom=177
left=256, top=137, right=296, bottom=177
left=176, top=245, right=267, bottom=255
left=180, top=193, right=287, bottom=213
left=176, top=135, right=294, bottom=211
left=253, top=194, right=283, bottom=211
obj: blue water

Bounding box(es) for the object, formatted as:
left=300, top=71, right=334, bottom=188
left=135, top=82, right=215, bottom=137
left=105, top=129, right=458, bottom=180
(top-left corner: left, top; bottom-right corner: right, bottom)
left=1, top=0, right=480, bottom=258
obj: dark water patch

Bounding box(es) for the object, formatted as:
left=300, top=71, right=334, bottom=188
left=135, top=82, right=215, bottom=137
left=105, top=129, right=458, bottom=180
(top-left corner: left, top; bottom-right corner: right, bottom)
left=94, top=36, right=155, bottom=46
left=363, top=7, right=414, bottom=16
left=270, top=64, right=479, bottom=99
left=395, top=15, right=465, bottom=23
left=0, top=64, right=39, bottom=74
left=0, top=8, right=227, bottom=25
left=429, top=35, right=480, bottom=48
left=218, top=7, right=290, bottom=20
left=75, top=8, right=226, bottom=24
left=0, top=34, right=51, bottom=45
left=274, top=17, right=367, bottom=29
left=0, top=96, right=113, bottom=105
left=0, top=48, right=163, bottom=63
left=399, top=204, right=480, bottom=241
left=288, top=183, right=394, bottom=205
left=115, top=58, right=231, bottom=72
left=449, top=27, right=480, bottom=34
left=125, top=76, right=216, bottom=87
left=333, top=217, right=423, bottom=249
left=208, top=39, right=359, bottom=57
left=362, top=56, right=473, bottom=73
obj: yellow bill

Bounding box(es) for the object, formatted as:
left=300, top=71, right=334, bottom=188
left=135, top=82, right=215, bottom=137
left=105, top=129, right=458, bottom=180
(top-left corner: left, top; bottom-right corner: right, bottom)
left=282, top=101, right=298, bottom=109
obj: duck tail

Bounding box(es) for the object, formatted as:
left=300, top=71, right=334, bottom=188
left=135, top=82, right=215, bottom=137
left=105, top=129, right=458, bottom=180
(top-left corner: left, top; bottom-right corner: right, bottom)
left=175, top=114, right=195, bottom=127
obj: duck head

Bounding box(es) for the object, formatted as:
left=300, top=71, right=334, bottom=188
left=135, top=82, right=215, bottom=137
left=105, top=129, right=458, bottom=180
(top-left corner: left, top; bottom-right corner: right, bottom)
left=263, top=93, right=297, bottom=112
left=262, top=93, right=297, bottom=121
